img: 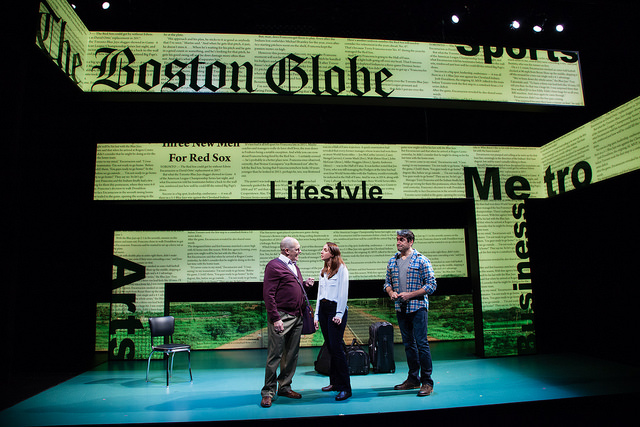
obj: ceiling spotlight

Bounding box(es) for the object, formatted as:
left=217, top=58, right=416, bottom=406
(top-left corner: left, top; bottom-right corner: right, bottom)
left=451, top=15, right=460, bottom=24
left=102, top=2, right=110, bottom=9
left=533, top=25, right=543, bottom=33
left=510, top=20, right=521, bottom=30
left=555, top=24, right=565, bottom=32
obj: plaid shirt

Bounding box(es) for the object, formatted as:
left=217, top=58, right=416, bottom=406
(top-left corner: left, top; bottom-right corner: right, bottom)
left=384, top=249, right=437, bottom=313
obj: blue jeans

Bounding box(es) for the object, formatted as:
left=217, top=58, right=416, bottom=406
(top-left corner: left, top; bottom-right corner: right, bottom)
left=396, top=307, right=433, bottom=386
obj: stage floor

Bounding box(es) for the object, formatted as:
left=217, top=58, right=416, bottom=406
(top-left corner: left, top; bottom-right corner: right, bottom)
left=1, top=341, right=638, bottom=427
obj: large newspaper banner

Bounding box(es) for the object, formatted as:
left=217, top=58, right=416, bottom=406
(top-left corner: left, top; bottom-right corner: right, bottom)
left=111, top=229, right=468, bottom=354
left=35, top=0, right=89, bottom=86
left=102, top=96, right=640, bottom=358
left=37, top=0, right=584, bottom=106
left=101, top=143, right=543, bottom=358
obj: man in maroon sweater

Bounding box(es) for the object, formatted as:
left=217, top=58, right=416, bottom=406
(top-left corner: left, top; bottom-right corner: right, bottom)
left=260, top=237, right=314, bottom=408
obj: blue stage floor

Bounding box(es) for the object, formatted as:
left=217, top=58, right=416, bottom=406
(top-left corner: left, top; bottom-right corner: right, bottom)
left=1, top=342, right=638, bottom=426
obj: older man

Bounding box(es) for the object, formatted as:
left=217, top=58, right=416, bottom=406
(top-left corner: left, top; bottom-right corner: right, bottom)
left=260, top=237, right=314, bottom=408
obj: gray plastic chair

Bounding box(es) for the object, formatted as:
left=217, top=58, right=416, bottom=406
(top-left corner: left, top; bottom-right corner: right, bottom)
left=146, top=316, right=192, bottom=386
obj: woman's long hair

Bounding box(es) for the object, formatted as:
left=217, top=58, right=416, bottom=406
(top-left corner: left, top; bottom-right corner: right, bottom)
left=321, top=242, right=345, bottom=278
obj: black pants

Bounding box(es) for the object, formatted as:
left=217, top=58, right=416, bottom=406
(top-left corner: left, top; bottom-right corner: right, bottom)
left=318, top=299, right=351, bottom=392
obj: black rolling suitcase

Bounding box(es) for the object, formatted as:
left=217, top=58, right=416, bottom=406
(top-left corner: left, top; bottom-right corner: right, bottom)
left=369, top=321, right=395, bottom=373
left=346, top=339, right=369, bottom=375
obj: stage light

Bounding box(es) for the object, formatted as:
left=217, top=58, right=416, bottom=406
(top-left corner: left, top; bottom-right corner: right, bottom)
left=533, top=25, right=543, bottom=33
left=102, top=2, right=110, bottom=10
left=510, top=20, right=521, bottom=30
left=451, top=14, right=460, bottom=24
left=555, top=24, right=564, bottom=32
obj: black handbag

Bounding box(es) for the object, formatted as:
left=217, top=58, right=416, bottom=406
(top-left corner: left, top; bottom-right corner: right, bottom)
left=346, top=338, right=370, bottom=375
left=314, top=342, right=331, bottom=374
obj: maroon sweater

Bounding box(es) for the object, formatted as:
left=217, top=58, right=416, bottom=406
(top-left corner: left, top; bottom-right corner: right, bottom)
left=263, top=258, right=306, bottom=323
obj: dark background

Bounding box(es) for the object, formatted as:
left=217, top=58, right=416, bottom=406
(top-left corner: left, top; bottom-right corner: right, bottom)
left=528, top=169, right=640, bottom=365
left=5, top=0, right=640, bottom=410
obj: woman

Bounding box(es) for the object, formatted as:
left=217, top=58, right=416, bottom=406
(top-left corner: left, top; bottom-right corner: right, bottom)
left=314, top=242, right=351, bottom=401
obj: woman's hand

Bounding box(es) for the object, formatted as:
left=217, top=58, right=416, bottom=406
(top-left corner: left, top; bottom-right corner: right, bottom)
left=332, top=317, right=342, bottom=325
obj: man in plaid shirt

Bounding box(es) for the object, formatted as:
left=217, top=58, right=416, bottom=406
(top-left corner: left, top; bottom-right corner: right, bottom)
left=384, top=229, right=437, bottom=397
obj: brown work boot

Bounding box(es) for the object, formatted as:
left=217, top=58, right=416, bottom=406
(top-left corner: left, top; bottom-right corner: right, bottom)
left=394, top=379, right=421, bottom=390
left=417, top=383, right=433, bottom=396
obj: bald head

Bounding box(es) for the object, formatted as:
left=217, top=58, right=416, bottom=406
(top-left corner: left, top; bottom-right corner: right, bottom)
left=280, top=237, right=301, bottom=262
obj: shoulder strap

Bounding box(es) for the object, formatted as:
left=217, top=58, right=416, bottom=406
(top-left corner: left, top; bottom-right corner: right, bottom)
left=277, top=258, right=309, bottom=306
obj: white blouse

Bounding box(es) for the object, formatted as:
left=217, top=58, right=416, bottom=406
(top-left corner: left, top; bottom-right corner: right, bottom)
left=314, top=264, right=349, bottom=321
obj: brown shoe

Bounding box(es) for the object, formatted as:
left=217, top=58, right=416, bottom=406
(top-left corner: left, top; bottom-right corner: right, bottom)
left=277, top=389, right=302, bottom=399
left=394, top=379, right=421, bottom=390
left=260, top=396, right=272, bottom=407
left=417, top=383, right=433, bottom=397
left=321, top=385, right=334, bottom=392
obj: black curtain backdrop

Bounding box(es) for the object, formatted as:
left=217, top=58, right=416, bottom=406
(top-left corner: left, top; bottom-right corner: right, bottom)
left=528, top=169, right=640, bottom=364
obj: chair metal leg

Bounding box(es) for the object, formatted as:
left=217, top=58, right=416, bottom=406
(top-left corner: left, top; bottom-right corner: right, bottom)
left=146, top=351, right=155, bottom=382
left=148, top=349, right=191, bottom=386
left=166, top=353, right=171, bottom=387
left=170, top=352, right=175, bottom=379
